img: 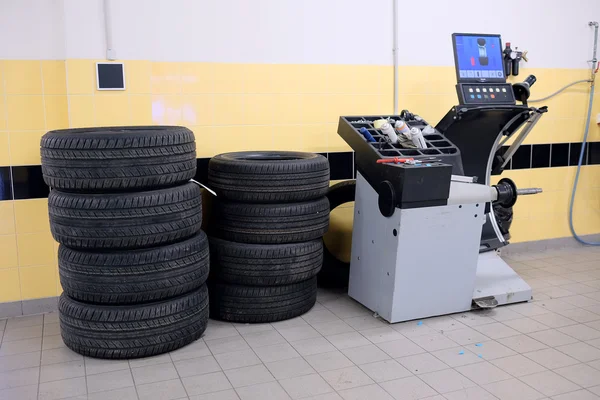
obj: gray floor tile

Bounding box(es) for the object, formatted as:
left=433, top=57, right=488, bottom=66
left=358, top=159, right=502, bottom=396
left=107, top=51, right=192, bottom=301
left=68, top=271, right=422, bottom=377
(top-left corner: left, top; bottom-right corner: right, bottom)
left=265, top=357, right=315, bottom=380
left=397, top=353, right=448, bottom=375
left=556, top=342, right=600, bottom=362
left=42, top=323, right=60, bottom=336
left=0, top=337, right=42, bottom=356
left=473, top=323, right=520, bottom=339
left=42, top=335, right=66, bottom=351
left=0, top=366, right=40, bottom=390
left=301, top=309, right=340, bottom=325
left=490, top=354, right=547, bottom=377
left=0, top=384, right=39, bottom=400
left=311, top=320, right=355, bottom=336
left=391, top=322, right=438, bottom=338
left=253, top=343, right=300, bottom=363
left=555, top=363, right=600, bottom=388
left=557, top=309, right=600, bottom=324
left=243, top=330, right=287, bottom=348
left=343, top=316, right=387, bottom=331
left=132, top=361, right=179, bottom=385
left=340, top=344, right=390, bottom=365
left=170, top=339, right=211, bottom=361
left=88, top=387, right=139, bottom=400
left=409, top=333, right=457, bottom=352
left=85, top=357, right=130, bottom=375
left=551, top=389, right=600, bottom=399
left=486, top=307, right=524, bottom=322
left=537, top=299, right=578, bottom=313
left=529, top=329, right=580, bottom=347
left=418, top=368, right=476, bottom=393
left=2, top=325, right=43, bottom=342
left=174, top=355, right=221, bottom=378
left=430, top=347, right=484, bottom=367
left=291, top=337, right=336, bottom=356
left=0, top=351, right=41, bottom=373
left=562, top=295, right=600, bottom=308
left=305, top=351, right=354, bottom=372
left=358, top=327, right=404, bottom=344
left=508, top=302, right=551, bottom=317
left=279, top=373, right=334, bottom=399
left=304, top=392, right=344, bottom=400
left=86, top=369, right=135, bottom=393
left=358, top=359, right=412, bottom=382
left=423, top=316, right=467, bottom=332
left=224, top=364, right=275, bottom=388
left=271, top=317, right=310, bottom=329
left=497, top=334, right=548, bottom=353
left=136, top=378, right=188, bottom=400
left=277, top=325, right=321, bottom=342
left=182, top=371, right=232, bottom=396
left=215, top=349, right=261, bottom=370
left=5, top=315, right=43, bottom=330
left=483, top=377, right=545, bottom=400
left=205, top=336, right=250, bottom=355
left=531, top=313, right=578, bottom=328
left=559, top=325, right=600, bottom=341
left=43, top=313, right=59, bottom=325
left=464, top=340, right=517, bottom=360
left=379, top=375, right=437, bottom=399
left=41, top=347, right=83, bottom=365
left=320, top=366, right=374, bottom=390
left=40, top=360, right=85, bottom=383
left=233, top=323, right=274, bottom=336
left=236, top=381, right=292, bottom=400
left=326, top=332, right=370, bottom=350
left=376, top=338, right=425, bottom=358
left=39, top=376, right=87, bottom=400
left=188, top=389, right=240, bottom=400
left=442, top=327, right=490, bottom=345
left=337, top=384, right=394, bottom=400
left=524, top=348, right=581, bottom=369
left=443, top=386, right=498, bottom=400
left=455, top=361, right=512, bottom=385
left=520, top=370, right=580, bottom=397
left=202, top=321, right=239, bottom=341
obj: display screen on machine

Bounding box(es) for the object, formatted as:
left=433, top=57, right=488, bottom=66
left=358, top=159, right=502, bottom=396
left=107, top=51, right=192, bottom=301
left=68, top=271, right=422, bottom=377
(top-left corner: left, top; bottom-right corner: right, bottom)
left=453, top=34, right=505, bottom=82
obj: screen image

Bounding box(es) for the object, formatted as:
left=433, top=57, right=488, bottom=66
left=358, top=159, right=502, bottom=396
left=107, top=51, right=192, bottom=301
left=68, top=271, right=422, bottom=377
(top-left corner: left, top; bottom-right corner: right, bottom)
left=454, top=34, right=504, bottom=80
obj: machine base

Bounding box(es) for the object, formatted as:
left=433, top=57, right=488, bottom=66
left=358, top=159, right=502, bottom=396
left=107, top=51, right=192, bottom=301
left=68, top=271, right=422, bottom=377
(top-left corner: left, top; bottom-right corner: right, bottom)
left=473, top=251, right=532, bottom=307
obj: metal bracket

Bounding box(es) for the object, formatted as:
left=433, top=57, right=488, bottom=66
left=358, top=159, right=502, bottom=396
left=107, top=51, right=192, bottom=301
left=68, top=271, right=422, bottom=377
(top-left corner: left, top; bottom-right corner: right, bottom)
left=500, top=110, right=544, bottom=169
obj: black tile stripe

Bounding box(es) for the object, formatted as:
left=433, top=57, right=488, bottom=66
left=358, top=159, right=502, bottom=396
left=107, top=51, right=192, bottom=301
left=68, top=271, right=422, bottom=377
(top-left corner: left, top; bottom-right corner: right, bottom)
left=1, top=143, right=597, bottom=201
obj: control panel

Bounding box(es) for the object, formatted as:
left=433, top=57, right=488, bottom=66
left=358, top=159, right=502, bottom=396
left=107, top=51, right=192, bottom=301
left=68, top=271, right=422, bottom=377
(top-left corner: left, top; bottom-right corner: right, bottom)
left=456, top=83, right=515, bottom=105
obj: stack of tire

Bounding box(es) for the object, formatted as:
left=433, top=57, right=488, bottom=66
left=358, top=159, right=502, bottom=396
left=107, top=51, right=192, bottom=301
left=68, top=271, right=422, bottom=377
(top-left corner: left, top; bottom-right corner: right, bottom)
left=41, top=126, right=209, bottom=359
left=207, top=151, right=330, bottom=323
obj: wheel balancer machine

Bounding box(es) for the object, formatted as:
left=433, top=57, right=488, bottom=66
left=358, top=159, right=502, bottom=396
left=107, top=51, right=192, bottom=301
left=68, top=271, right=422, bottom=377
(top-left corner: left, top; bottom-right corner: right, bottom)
left=338, top=33, right=547, bottom=323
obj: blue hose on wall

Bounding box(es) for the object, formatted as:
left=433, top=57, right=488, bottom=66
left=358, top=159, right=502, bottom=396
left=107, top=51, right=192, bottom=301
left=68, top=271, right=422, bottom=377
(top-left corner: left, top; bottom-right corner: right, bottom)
left=568, top=80, right=600, bottom=246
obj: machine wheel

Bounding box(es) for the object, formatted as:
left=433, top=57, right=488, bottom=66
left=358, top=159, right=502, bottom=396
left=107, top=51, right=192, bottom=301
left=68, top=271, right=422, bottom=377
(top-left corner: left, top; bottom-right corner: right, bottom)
left=59, top=232, right=210, bottom=304
left=59, top=285, right=209, bottom=359
left=319, top=180, right=355, bottom=288
left=212, top=197, right=330, bottom=244
left=494, top=203, right=514, bottom=236
left=41, top=126, right=196, bottom=192
left=49, top=183, right=202, bottom=250
left=210, top=238, right=322, bottom=286
left=208, top=151, right=330, bottom=203
left=209, top=278, right=317, bottom=323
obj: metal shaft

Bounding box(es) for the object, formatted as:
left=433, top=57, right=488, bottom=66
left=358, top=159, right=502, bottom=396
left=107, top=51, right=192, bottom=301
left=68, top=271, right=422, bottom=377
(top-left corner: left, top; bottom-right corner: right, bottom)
left=517, top=188, right=542, bottom=195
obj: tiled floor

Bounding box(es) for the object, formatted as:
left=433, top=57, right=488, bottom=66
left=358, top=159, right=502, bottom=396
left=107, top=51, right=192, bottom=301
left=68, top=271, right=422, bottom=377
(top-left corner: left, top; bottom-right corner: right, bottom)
left=2, top=246, right=600, bottom=400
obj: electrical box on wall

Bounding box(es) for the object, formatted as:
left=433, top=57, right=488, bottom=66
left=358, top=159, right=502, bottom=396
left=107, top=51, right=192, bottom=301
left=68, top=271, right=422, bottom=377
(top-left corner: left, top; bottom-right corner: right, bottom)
left=96, top=62, right=125, bottom=90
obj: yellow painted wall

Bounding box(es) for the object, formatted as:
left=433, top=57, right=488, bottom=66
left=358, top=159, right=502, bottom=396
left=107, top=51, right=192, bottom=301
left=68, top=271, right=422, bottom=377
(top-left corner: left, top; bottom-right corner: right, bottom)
left=0, top=59, right=598, bottom=302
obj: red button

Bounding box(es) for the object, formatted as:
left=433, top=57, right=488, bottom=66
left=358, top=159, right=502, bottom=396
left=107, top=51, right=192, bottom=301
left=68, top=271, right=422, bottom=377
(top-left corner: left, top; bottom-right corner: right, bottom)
left=491, top=94, right=495, bottom=99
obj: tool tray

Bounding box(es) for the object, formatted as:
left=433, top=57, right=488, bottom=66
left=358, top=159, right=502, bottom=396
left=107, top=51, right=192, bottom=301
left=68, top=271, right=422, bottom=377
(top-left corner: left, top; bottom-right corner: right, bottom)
left=338, top=115, right=463, bottom=174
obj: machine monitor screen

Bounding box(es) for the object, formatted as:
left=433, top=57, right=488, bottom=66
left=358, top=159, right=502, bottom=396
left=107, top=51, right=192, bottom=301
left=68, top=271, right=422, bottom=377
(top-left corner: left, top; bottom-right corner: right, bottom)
left=453, top=33, right=505, bottom=83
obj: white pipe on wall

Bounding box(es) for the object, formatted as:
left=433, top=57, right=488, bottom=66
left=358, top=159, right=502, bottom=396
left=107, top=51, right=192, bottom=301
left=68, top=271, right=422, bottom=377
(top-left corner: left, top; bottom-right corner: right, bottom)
left=392, top=0, right=398, bottom=114
left=103, top=0, right=116, bottom=60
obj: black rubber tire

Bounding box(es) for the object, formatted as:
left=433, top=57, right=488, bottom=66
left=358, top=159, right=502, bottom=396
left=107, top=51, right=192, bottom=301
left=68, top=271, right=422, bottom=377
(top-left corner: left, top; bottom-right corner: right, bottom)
left=59, top=232, right=210, bottom=304
left=210, top=237, right=322, bottom=286
left=41, top=126, right=197, bottom=192
left=494, top=203, right=513, bottom=236
left=212, top=197, right=330, bottom=244
left=208, top=151, right=330, bottom=203
left=319, top=180, right=356, bottom=288
left=209, top=278, right=317, bottom=323
left=59, top=285, right=209, bottom=359
left=49, top=182, right=202, bottom=250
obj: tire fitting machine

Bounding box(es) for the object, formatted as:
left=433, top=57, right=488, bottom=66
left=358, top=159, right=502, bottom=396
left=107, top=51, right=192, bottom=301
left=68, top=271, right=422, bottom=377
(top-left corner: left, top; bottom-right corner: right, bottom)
left=337, top=33, right=546, bottom=323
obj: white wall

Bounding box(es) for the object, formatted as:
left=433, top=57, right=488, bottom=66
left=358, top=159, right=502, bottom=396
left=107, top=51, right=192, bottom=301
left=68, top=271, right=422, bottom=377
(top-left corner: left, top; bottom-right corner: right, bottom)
left=0, top=0, right=65, bottom=59
left=1, top=0, right=599, bottom=69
